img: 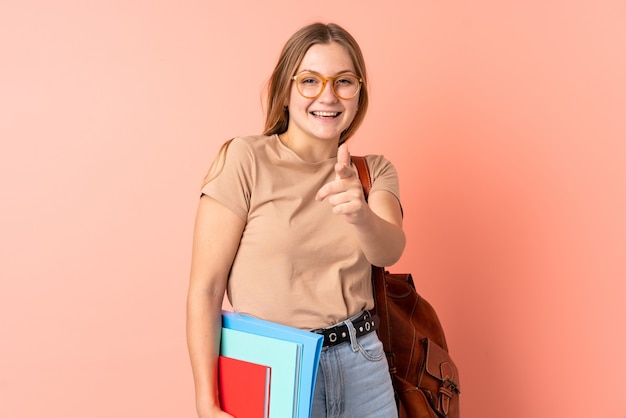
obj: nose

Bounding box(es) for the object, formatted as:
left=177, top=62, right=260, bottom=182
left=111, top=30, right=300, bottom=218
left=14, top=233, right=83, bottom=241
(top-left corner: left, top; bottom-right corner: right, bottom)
left=317, top=80, right=339, bottom=103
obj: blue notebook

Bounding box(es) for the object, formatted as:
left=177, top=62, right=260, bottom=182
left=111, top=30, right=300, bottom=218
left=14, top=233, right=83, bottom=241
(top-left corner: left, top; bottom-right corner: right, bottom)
left=220, top=327, right=302, bottom=417
left=222, top=311, right=323, bottom=418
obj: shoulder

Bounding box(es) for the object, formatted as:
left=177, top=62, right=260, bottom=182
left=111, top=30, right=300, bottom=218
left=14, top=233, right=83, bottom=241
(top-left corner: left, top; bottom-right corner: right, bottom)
left=230, top=134, right=277, bottom=149
left=228, top=134, right=274, bottom=152
left=362, top=154, right=398, bottom=180
left=223, top=134, right=278, bottom=163
left=356, top=154, right=401, bottom=200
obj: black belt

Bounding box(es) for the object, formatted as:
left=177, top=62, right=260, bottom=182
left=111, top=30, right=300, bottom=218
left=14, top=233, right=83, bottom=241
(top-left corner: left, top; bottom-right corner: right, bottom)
left=312, top=311, right=379, bottom=348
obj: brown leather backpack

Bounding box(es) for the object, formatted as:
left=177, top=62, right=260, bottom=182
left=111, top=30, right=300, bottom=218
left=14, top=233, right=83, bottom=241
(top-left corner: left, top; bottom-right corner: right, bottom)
left=353, top=156, right=461, bottom=418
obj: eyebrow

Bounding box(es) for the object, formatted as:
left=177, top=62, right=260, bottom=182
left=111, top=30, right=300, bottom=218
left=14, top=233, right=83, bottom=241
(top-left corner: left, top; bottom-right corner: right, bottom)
left=297, top=69, right=357, bottom=75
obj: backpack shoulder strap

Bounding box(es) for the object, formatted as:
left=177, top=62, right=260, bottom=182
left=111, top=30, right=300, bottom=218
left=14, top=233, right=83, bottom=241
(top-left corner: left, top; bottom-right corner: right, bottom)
left=351, top=156, right=372, bottom=199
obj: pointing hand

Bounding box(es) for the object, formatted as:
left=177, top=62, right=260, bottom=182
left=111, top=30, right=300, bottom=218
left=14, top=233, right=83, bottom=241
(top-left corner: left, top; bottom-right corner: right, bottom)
left=315, top=143, right=368, bottom=224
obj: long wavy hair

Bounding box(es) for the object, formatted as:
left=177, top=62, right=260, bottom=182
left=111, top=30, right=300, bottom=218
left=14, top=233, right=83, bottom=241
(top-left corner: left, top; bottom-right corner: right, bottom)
left=203, top=23, right=368, bottom=187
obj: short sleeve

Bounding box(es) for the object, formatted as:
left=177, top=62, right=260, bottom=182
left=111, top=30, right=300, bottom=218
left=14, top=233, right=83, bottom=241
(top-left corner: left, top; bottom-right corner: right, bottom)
left=366, top=154, right=401, bottom=205
left=200, top=138, right=255, bottom=221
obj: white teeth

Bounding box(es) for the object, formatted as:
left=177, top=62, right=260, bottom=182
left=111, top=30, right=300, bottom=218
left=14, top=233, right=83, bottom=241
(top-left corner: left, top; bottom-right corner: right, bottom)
left=312, top=111, right=338, bottom=117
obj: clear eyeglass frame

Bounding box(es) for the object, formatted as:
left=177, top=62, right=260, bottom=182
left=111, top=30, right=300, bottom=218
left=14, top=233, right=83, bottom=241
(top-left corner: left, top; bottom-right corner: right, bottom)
left=292, top=71, right=363, bottom=100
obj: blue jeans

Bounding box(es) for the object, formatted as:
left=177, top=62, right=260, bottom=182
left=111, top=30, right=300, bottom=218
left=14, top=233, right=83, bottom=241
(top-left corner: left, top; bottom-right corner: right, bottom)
left=311, top=315, right=398, bottom=418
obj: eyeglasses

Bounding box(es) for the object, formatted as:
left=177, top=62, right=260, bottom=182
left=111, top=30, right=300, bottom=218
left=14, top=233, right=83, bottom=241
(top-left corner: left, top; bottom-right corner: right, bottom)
left=292, top=71, right=363, bottom=100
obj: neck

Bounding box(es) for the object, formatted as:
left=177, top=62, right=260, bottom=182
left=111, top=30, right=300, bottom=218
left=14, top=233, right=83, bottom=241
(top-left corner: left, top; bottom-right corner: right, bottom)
left=279, top=130, right=339, bottom=163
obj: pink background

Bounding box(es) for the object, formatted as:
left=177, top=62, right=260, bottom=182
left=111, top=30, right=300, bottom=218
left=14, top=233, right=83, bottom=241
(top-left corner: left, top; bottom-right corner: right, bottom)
left=1, top=1, right=625, bottom=417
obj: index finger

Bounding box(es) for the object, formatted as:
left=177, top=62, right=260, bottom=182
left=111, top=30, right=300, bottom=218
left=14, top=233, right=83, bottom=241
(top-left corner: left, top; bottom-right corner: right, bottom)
left=337, top=143, right=350, bottom=167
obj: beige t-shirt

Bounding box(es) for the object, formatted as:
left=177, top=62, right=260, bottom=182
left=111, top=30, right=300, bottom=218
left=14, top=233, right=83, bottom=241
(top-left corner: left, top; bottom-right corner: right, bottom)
left=201, top=134, right=401, bottom=329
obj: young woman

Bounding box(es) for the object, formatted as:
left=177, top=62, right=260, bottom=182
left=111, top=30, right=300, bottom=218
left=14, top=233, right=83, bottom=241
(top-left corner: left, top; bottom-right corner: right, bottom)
left=187, top=22, right=405, bottom=418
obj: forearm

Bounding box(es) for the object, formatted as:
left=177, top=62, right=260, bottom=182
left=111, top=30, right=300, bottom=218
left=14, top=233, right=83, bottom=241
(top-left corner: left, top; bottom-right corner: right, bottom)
left=186, top=288, right=224, bottom=415
left=354, top=207, right=406, bottom=267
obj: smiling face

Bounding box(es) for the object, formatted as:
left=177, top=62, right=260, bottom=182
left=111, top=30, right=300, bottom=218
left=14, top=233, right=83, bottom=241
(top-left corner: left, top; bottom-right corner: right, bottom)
left=285, top=42, right=360, bottom=146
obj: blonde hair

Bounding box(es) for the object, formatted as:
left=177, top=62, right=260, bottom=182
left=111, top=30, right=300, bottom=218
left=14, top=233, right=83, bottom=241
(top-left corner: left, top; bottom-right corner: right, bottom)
left=201, top=138, right=233, bottom=187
